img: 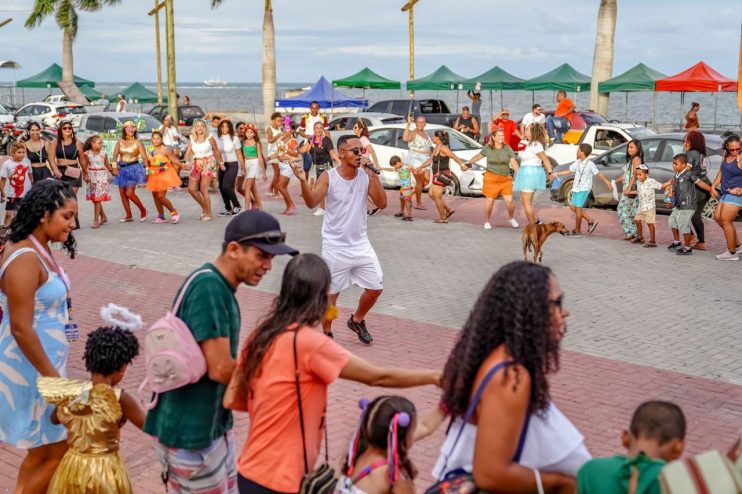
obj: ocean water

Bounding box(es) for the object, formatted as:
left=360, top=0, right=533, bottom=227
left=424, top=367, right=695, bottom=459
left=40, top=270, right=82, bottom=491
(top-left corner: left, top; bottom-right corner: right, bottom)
left=3, top=82, right=740, bottom=131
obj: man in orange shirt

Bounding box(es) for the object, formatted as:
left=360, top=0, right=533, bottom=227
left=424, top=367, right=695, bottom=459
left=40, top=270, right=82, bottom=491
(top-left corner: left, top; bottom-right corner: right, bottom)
left=490, top=109, right=521, bottom=150
left=545, top=91, right=575, bottom=144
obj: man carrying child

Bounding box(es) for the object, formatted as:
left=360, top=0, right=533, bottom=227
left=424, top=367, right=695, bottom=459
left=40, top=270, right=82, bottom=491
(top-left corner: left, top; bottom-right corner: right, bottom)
left=554, top=143, right=612, bottom=237
left=667, top=154, right=697, bottom=256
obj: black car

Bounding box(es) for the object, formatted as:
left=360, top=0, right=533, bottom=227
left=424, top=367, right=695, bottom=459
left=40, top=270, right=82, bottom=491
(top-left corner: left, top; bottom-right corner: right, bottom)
left=148, top=105, right=204, bottom=136
left=550, top=133, right=723, bottom=217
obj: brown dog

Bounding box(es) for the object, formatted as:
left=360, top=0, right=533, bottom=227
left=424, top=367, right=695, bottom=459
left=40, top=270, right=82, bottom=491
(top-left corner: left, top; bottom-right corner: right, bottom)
left=522, top=221, right=569, bottom=263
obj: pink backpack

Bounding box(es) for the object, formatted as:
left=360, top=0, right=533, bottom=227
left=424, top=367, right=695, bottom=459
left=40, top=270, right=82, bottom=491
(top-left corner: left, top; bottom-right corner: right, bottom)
left=138, top=269, right=210, bottom=409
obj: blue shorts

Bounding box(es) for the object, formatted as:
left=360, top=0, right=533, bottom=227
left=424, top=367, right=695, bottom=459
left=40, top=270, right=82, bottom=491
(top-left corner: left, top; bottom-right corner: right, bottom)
left=570, top=190, right=590, bottom=208
left=720, top=193, right=742, bottom=208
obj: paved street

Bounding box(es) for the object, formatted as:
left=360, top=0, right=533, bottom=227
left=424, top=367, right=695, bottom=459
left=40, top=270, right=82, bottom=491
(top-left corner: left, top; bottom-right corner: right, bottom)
left=1, top=183, right=741, bottom=491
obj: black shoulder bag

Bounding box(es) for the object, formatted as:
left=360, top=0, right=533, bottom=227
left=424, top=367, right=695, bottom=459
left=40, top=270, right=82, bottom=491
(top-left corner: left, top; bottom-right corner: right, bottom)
left=294, top=330, right=338, bottom=494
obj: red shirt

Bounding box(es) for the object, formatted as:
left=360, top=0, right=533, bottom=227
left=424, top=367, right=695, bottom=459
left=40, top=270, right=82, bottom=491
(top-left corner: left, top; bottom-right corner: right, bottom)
left=491, top=119, right=519, bottom=149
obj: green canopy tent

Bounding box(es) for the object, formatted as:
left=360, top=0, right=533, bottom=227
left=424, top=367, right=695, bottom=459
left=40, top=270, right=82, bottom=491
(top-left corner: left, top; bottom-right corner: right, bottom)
left=524, top=63, right=590, bottom=93
left=597, top=63, right=667, bottom=124
left=461, top=66, right=525, bottom=119
left=120, top=82, right=166, bottom=104
left=333, top=67, right=401, bottom=90
left=16, top=63, right=95, bottom=89
left=406, top=65, right=467, bottom=111
left=77, top=84, right=102, bottom=101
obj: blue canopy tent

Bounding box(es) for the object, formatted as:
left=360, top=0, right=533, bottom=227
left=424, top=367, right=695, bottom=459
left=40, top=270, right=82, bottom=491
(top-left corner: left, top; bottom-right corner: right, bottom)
left=274, top=76, right=368, bottom=109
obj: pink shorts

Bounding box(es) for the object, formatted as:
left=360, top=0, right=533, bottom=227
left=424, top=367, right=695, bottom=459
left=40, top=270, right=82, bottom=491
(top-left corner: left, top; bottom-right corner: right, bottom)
left=190, top=157, right=217, bottom=180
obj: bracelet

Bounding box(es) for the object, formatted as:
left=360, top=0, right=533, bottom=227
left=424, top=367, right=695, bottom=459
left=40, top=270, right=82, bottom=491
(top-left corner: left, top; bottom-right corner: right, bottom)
left=533, top=468, right=544, bottom=494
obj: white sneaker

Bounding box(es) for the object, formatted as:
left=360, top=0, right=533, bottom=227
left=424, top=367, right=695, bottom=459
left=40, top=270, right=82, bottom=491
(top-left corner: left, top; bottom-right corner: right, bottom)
left=484, top=222, right=492, bottom=230
left=313, top=208, right=325, bottom=217
left=716, top=251, right=740, bottom=261
left=508, top=218, right=519, bottom=228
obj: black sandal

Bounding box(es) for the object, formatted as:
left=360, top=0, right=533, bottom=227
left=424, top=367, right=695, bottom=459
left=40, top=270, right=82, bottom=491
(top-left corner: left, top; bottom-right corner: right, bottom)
left=393, top=212, right=404, bottom=217
left=402, top=216, right=413, bottom=221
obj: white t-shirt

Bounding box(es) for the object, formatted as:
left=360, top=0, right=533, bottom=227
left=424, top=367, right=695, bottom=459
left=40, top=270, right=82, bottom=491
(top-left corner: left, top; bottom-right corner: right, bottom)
left=520, top=142, right=545, bottom=167
left=0, top=159, right=33, bottom=199
left=322, top=168, right=370, bottom=250
left=636, top=177, right=662, bottom=212
left=569, top=159, right=599, bottom=192
left=217, top=135, right=241, bottom=162
left=522, top=112, right=546, bottom=129
left=160, top=126, right=183, bottom=147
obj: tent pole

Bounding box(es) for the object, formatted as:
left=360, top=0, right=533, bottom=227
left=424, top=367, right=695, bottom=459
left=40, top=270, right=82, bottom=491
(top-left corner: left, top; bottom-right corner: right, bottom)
left=625, top=92, right=628, bottom=122
left=500, top=89, right=503, bottom=109
left=713, top=91, right=718, bottom=131
left=652, top=91, right=657, bottom=131
left=490, top=90, right=494, bottom=124
left=680, top=92, right=684, bottom=129
left=531, top=90, right=534, bottom=106
left=456, top=89, right=459, bottom=113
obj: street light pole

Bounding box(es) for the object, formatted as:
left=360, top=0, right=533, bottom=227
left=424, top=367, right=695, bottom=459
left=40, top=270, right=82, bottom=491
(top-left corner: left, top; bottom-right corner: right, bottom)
left=401, top=0, right=420, bottom=96
left=151, top=0, right=163, bottom=105
left=164, top=0, right=178, bottom=121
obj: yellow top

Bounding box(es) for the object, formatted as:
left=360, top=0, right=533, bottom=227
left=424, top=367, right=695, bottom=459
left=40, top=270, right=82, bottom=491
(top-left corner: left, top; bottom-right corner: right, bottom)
left=119, top=140, right=140, bottom=163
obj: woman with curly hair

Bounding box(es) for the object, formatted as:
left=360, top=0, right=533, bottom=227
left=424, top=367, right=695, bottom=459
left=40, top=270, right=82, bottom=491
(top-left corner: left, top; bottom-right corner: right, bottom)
left=226, top=253, right=439, bottom=494
left=514, top=124, right=557, bottom=225
left=0, top=180, right=78, bottom=493
left=684, top=131, right=714, bottom=250
left=432, top=261, right=590, bottom=493
left=614, top=139, right=644, bottom=241
left=419, top=130, right=469, bottom=223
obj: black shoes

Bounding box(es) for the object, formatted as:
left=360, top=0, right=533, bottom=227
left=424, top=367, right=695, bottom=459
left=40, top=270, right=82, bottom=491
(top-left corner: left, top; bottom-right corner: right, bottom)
left=347, top=316, right=373, bottom=345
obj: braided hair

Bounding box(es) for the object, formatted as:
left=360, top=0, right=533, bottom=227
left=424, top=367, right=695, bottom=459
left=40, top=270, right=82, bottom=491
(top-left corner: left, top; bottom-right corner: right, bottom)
left=441, top=261, right=559, bottom=416
left=84, top=326, right=140, bottom=376
left=8, top=180, right=77, bottom=258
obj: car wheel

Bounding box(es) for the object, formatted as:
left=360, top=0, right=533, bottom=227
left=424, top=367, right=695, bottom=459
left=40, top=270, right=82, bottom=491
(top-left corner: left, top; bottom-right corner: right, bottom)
left=443, top=174, right=461, bottom=197
left=703, top=196, right=718, bottom=220
left=561, top=180, right=574, bottom=205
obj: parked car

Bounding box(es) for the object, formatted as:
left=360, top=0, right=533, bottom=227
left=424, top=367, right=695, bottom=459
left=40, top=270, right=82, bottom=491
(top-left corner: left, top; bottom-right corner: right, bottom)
left=518, top=110, right=608, bottom=145
left=546, top=123, right=655, bottom=166
left=327, top=112, right=405, bottom=130
left=365, top=99, right=462, bottom=127
left=329, top=123, right=487, bottom=196
left=14, top=102, right=86, bottom=128
left=0, top=104, right=14, bottom=125
left=44, top=94, right=70, bottom=104
left=148, top=104, right=204, bottom=136
left=550, top=132, right=723, bottom=217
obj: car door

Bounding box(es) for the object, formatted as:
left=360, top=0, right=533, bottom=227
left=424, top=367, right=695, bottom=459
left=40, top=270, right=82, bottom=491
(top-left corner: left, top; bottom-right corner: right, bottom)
left=15, top=105, right=34, bottom=125
left=651, top=138, right=685, bottom=207
left=592, top=143, right=628, bottom=204
left=368, top=128, right=398, bottom=187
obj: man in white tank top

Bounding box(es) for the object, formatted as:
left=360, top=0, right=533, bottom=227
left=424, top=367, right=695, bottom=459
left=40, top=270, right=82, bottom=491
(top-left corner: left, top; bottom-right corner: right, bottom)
left=294, top=135, right=387, bottom=344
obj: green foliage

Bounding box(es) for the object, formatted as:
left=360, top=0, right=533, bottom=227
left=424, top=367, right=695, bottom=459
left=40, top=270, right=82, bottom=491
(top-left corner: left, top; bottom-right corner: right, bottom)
left=24, top=0, right=122, bottom=39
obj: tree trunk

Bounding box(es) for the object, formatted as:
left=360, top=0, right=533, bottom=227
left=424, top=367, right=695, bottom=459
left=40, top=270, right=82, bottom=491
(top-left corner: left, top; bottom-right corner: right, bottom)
left=262, top=0, right=276, bottom=125
left=62, top=29, right=74, bottom=82
left=590, top=0, right=617, bottom=117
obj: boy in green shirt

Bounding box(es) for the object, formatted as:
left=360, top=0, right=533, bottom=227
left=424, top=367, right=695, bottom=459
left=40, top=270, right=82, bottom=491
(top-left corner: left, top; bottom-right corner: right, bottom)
left=578, top=401, right=686, bottom=494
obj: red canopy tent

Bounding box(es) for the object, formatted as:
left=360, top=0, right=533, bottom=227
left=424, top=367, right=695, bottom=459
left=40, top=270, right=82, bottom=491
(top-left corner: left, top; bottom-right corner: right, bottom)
left=655, top=62, right=738, bottom=129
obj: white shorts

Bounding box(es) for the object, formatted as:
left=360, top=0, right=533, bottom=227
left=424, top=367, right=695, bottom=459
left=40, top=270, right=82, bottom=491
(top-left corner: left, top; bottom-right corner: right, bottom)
left=278, top=161, right=293, bottom=178
left=322, top=244, right=383, bottom=294
left=244, top=158, right=260, bottom=179
left=406, top=151, right=430, bottom=168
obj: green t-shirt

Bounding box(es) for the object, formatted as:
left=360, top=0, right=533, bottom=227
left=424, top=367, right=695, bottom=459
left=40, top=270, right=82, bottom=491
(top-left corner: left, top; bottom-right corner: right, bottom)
left=481, top=144, right=515, bottom=176
left=143, top=263, right=241, bottom=450
left=577, top=454, right=665, bottom=494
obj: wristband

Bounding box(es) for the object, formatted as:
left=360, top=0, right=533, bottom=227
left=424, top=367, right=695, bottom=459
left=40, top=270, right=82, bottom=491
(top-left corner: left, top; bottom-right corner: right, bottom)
left=533, top=469, right=544, bottom=494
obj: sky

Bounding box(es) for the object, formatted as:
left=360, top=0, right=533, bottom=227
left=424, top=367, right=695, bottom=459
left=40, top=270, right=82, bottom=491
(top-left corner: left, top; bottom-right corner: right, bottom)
left=0, top=0, right=740, bottom=84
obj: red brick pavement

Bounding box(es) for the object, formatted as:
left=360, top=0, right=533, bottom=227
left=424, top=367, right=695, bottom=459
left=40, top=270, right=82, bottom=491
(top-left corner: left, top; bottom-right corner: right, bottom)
left=1, top=255, right=741, bottom=492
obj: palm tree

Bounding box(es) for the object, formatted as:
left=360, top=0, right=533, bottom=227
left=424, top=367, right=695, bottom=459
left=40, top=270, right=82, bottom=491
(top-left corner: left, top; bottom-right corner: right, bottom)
left=590, top=0, right=617, bottom=117
left=25, top=0, right=121, bottom=101
left=213, top=0, right=276, bottom=124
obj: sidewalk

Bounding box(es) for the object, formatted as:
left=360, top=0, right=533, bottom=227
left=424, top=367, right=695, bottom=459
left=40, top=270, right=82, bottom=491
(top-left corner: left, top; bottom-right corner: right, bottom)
left=1, top=254, right=741, bottom=492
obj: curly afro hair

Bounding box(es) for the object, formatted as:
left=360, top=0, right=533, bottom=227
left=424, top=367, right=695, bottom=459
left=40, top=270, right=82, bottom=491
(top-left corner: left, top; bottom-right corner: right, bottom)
left=84, top=326, right=140, bottom=376
left=8, top=180, right=77, bottom=258
left=441, top=261, right=560, bottom=417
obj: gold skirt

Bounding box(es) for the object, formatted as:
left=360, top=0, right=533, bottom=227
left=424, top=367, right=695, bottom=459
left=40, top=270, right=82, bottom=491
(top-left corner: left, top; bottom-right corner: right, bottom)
left=48, top=449, right=132, bottom=494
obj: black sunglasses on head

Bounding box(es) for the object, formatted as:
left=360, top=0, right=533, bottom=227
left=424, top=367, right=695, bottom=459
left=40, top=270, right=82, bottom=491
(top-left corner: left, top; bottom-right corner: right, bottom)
left=234, top=230, right=287, bottom=245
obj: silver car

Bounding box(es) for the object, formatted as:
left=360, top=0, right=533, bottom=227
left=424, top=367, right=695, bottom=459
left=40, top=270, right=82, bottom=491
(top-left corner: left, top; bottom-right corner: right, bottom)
left=327, top=112, right=405, bottom=131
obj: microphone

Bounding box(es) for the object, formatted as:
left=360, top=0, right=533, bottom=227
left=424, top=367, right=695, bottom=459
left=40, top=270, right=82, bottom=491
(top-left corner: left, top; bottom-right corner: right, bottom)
left=360, top=157, right=381, bottom=175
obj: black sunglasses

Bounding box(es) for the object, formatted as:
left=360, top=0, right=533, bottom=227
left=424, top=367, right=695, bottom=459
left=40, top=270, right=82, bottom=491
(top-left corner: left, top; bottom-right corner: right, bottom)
left=341, top=147, right=361, bottom=155
left=234, top=230, right=286, bottom=245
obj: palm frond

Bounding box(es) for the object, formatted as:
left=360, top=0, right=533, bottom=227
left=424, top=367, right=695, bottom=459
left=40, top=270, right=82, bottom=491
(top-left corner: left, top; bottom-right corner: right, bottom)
left=211, top=0, right=224, bottom=9
left=24, top=0, right=58, bottom=29
left=55, top=1, right=78, bottom=38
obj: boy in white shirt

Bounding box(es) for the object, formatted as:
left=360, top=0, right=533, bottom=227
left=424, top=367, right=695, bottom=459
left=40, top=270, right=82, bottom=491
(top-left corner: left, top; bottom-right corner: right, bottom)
left=633, top=164, right=664, bottom=247
left=0, top=141, right=33, bottom=226
left=554, top=143, right=612, bottom=237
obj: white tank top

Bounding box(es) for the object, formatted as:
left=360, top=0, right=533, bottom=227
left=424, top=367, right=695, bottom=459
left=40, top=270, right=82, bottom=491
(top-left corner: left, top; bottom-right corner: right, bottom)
left=266, top=125, right=281, bottom=154
left=191, top=138, right=213, bottom=158
left=322, top=167, right=370, bottom=250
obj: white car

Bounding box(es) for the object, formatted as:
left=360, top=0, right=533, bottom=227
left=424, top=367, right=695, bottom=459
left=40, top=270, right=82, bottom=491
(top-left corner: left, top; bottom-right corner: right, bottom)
left=546, top=123, right=656, bottom=166
left=14, top=102, right=86, bottom=128
left=331, top=124, right=487, bottom=196
left=44, top=94, right=71, bottom=104
left=0, top=104, right=13, bottom=125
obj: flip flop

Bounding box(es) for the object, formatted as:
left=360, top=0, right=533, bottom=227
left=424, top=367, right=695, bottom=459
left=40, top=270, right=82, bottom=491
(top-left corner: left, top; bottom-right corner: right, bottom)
left=91, top=223, right=101, bottom=229
left=643, top=242, right=657, bottom=248
left=433, top=219, right=448, bottom=224
left=414, top=204, right=427, bottom=210
left=119, top=217, right=133, bottom=223
left=446, top=209, right=455, bottom=219
left=393, top=212, right=404, bottom=217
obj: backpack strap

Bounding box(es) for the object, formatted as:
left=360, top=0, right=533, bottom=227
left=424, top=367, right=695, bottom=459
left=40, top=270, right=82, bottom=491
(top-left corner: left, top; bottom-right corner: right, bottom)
left=171, top=269, right=213, bottom=314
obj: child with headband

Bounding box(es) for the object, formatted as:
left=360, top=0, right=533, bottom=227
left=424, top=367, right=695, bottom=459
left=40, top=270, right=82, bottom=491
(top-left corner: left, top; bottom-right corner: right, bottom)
left=37, top=303, right=145, bottom=494
left=339, top=396, right=418, bottom=494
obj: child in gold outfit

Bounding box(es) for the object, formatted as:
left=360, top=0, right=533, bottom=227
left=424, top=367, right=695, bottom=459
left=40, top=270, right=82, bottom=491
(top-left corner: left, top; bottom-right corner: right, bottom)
left=38, top=304, right=145, bottom=494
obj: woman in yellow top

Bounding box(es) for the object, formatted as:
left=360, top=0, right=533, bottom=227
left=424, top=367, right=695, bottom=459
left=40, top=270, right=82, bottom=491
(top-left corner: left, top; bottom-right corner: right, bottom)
left=111, top=121, right=149, bottom=222
left=38, top=307, right=145, bottom=494
left=146, top=130, right=183, bottom=224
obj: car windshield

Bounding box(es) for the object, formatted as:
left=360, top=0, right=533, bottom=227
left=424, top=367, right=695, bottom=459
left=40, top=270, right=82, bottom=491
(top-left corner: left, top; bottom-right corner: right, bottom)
left=0, top=106, right=8, bottom=116
left=180, top=106, right=204, bottom=119
left=116, top=114, right=162, bottom=132
left=60, top=105, right=85, bottom=114
left=626, top=127, right=655, bottom=139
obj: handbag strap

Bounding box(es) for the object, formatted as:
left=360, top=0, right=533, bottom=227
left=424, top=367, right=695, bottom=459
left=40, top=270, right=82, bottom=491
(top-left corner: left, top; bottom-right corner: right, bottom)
left=439, top=361, right=531, bottom=478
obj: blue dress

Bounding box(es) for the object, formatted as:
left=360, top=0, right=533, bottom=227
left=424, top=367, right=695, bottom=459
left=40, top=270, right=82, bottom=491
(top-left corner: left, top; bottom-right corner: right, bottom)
left=0, top=247, right=69, bottom=448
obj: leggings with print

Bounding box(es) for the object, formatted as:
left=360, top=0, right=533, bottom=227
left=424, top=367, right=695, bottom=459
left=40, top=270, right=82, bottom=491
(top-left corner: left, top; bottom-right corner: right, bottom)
left=617, top=195, right=638, bottom=237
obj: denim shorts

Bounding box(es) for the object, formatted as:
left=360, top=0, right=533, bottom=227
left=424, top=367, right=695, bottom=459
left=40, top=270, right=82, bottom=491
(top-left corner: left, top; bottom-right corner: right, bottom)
left=720, top=193, right=742, bottom=208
